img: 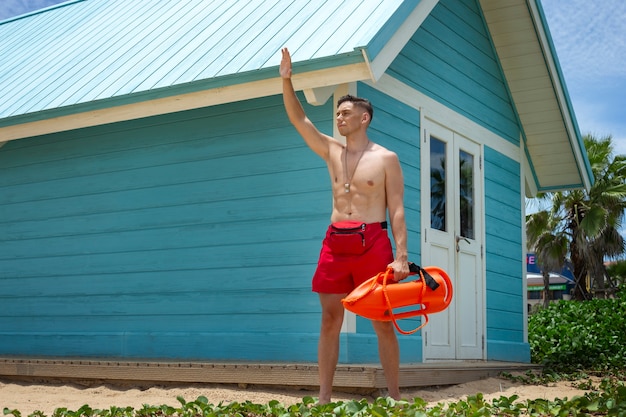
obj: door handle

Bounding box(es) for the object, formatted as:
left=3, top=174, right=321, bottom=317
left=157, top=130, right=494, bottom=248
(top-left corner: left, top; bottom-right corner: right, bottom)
left=456, top=235, right=470, bottom=252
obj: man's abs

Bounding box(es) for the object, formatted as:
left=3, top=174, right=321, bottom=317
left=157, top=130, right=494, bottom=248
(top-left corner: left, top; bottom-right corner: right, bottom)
left=330, top=190, right=387, bottom=223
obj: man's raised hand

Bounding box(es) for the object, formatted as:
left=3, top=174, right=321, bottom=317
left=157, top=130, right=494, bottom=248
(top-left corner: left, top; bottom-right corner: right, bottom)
left=280, top=48, right=292, bottom=79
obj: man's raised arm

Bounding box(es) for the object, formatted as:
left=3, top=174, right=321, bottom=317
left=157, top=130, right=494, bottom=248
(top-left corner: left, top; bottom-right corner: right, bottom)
left=280, top=48, right=331, bottom=160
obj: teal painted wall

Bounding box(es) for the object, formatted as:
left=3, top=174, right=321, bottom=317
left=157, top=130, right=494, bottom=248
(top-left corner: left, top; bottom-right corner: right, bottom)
left=386, top=0, right=529, bottom=361
left=387, top=0, right=520, bottom=145
left=0, top=0, right=531, bottom=364
left=0, top=95, right=334, bottom=361
left=0, top=86, right=426, bottom=364
left=484, top=147, right=530, bottom=362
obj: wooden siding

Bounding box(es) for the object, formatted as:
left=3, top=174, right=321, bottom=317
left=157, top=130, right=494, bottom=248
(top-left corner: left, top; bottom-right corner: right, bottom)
left=0, top=85, right=428, bottom=364
left=382, top=0, right=527, bottom=360
left=0, top=94, right=339, bottom=362
left=387, top=0, right=520, bottom=145
left=483, top=146, right=529, bottom=362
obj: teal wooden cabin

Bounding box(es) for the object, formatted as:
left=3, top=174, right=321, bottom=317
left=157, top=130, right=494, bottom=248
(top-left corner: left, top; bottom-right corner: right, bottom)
left=0, top=0, right=592, bottom=366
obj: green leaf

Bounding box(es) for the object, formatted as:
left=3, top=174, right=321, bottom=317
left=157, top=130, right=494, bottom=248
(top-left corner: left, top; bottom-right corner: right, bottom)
left=3, top=409, right=20, bottom=417
left=369, top=405, right=389, bottom=417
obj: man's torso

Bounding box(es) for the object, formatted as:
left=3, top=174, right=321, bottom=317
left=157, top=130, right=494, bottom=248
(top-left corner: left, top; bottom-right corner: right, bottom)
left=327, top=141, right=388, bottom=223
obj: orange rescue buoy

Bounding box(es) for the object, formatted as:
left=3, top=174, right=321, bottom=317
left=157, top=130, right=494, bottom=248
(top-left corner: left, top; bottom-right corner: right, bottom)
left=341, top=263, right=453, bottom=334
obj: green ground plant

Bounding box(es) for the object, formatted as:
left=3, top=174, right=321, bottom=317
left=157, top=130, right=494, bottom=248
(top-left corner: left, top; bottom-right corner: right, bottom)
left=4, top=384, right=626, bottom=417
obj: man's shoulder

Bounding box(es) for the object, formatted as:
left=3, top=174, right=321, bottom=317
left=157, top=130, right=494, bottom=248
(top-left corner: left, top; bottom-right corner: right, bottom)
left=371, top=142, right=398, bottom=158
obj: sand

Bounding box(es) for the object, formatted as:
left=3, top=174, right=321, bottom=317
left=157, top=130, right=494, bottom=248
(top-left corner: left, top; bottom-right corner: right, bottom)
left=0, top=375, right=593, bottom=415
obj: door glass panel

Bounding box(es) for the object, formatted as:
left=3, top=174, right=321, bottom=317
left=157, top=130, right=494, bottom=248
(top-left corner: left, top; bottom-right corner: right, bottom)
left=459, top=149, right=474, bottom=239
left=430, top=137, right=446, bottom=231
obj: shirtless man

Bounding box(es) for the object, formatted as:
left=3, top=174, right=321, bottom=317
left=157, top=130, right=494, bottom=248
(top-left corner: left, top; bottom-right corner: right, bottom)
left=280, top=47, right=410, bottom=403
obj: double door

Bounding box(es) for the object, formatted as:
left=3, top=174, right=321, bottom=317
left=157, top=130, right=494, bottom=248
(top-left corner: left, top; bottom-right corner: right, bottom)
left=421, top=120, right=485, bottom=360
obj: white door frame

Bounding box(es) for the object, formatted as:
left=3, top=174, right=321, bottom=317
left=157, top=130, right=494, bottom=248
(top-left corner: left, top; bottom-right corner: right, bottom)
left=421, top=117, right=486, bottom=361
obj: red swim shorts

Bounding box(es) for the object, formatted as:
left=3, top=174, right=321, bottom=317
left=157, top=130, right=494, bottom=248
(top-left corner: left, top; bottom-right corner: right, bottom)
left=312, top=221, right=394, bottom=294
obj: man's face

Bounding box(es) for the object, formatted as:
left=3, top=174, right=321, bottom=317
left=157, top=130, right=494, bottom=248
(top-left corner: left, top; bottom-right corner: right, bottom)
left=336, top=101, right=367, bottom=136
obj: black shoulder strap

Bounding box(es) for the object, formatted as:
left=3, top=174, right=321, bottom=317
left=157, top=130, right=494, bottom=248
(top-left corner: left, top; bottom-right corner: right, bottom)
left=408, top=262, right=440, bottom=290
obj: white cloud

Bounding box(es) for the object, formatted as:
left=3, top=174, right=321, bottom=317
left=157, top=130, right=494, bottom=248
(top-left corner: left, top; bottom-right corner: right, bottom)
left=542, top=0, right=626, bottom=83
left=542, top=0, right=626, bottom=157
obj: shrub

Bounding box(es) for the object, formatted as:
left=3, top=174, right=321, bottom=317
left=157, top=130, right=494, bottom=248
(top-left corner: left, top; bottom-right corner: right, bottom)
left=529, top=288, right=626, bottom=372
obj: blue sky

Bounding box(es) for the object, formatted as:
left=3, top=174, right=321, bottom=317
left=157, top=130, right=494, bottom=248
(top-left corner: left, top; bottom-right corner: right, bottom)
left=541, top=0, right=626, bottom=157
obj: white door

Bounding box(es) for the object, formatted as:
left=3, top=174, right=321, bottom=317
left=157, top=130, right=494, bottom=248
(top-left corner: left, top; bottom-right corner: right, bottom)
left=421, top=120, right=485, bottom=360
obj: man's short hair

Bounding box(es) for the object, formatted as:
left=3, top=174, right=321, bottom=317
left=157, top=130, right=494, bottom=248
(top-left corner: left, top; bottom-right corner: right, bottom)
left=337, top=94, right=374, bottom=123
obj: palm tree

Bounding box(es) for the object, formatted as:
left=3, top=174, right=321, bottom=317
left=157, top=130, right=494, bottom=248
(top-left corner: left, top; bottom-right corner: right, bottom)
left=526, top=134, right=626, bottom=301
left=606, top=259, right=626, bottom=287
left=430, top=154, right=446, bottom=231
left=581, top=136, right=626, bottom=297
left=526, top=210, right=568, bottom=307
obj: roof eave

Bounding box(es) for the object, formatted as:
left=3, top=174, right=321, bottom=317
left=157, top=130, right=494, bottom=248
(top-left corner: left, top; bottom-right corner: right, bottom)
left=0, top=53, right=370, bottom=142
left=529, top=0, right=594, bottom=191
left=480, top=0, right=594, bottom=194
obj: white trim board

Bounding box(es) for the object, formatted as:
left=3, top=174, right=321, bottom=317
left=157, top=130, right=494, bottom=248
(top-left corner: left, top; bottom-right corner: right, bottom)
left=0, top=63, right=372, bottom=142
left=367, top=0, right=440, bottom=81
left=366, top=74, right=521, bottom=163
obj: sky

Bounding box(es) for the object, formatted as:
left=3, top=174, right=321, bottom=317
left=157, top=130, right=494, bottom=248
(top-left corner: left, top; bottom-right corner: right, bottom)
left=540, top=0, right=626, bottom=157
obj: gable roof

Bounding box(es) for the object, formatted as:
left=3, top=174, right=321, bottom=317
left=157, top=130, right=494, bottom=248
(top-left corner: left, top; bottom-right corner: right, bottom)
left=0, top=0, right=592, bottom=193
left=480, top=0, right=592, bottom=193
left=0, top=0, right=419, bottom=126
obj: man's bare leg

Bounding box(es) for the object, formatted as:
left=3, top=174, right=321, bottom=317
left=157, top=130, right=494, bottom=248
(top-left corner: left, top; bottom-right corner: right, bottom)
left=317, top=293, right=346, bottom=404
left=371, top=320, right=400, bottom=399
